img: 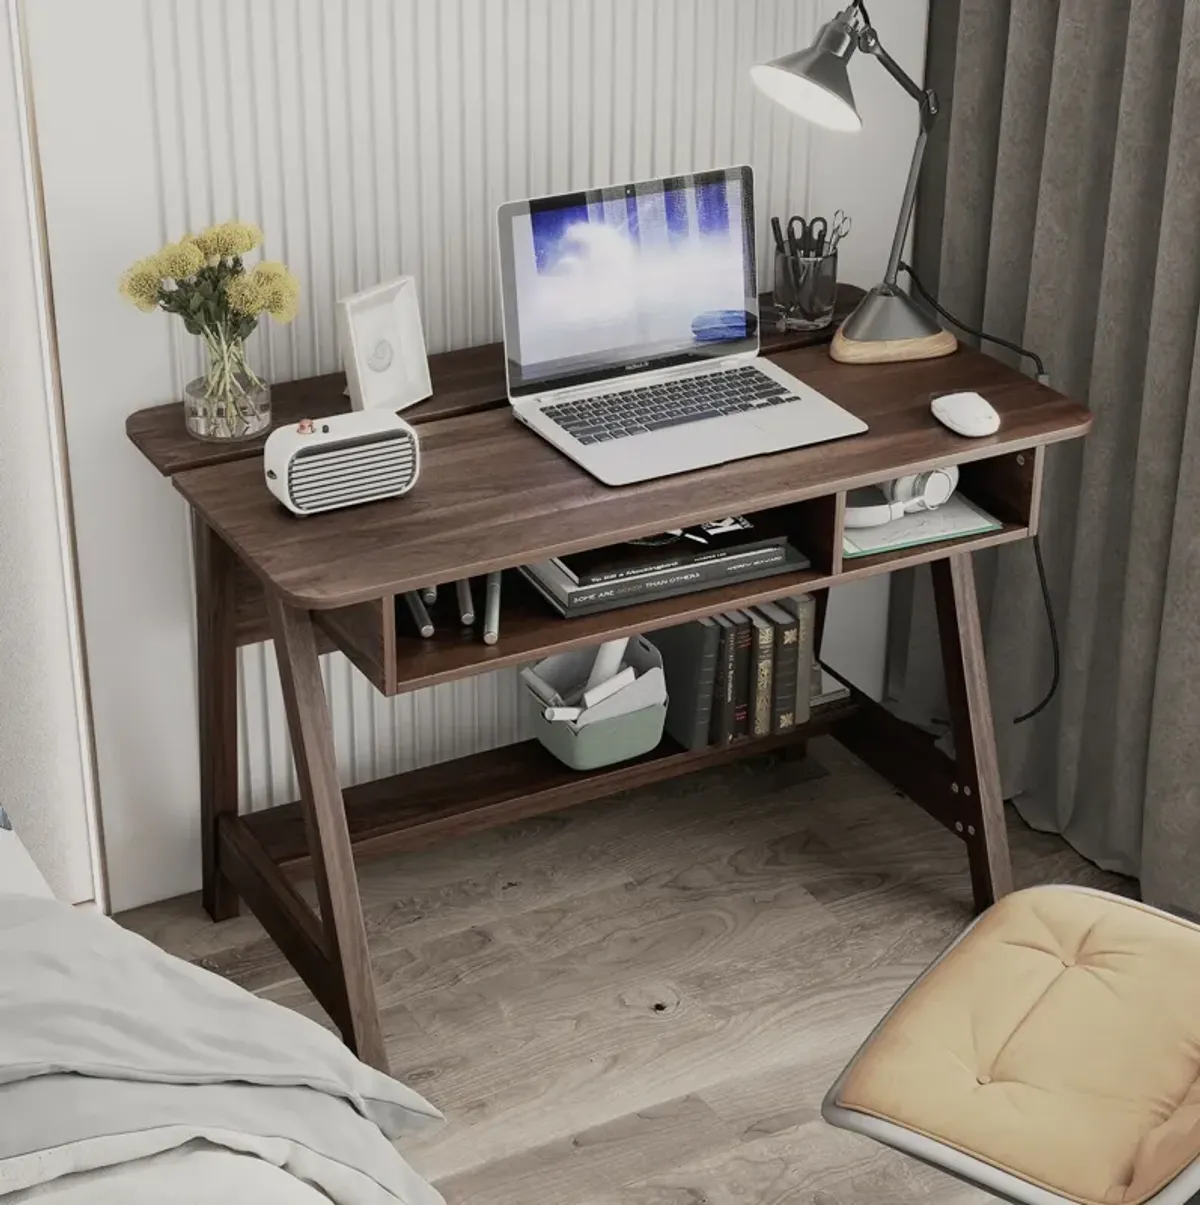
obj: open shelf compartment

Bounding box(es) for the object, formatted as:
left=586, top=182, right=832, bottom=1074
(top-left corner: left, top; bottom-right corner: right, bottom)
left=312, top=448, right=1043, bottom=698
left=315, top=495, right=841, bottom=696
left=240, top=696, right=858, bottom=872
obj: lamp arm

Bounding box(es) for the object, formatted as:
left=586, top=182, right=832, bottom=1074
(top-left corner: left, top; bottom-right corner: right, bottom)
left=882, top=125, right=928, bottom=287
left=854, top=21, right=941, bottom=287
left=856, top=26, right=938, bottom=122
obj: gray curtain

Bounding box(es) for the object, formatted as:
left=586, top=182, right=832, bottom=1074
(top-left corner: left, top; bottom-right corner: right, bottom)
left=893, top=0, right=1200, bottom=914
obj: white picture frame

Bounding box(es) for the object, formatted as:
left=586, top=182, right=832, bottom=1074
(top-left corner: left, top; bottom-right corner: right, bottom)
left=336, top=275, right=433, bottom=412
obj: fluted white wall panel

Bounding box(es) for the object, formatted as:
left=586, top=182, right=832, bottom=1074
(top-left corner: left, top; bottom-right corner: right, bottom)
left=27, top=0, right=926, bottom=908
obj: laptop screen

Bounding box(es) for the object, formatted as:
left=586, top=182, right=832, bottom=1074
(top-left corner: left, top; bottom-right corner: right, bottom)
left=497, top=166, right=758, bottom=398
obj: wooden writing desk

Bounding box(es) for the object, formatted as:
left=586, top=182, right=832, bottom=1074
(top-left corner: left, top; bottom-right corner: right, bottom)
left=128, top=312, right=1090, bottom=1072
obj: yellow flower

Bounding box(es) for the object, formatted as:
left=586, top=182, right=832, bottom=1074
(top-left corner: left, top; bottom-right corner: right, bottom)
left=225, top=271, right=269, bottom=316
left=227, top=262, right=300, bottom=323
left=118, top=256, right=164, bottom=311
left=153, top=237, right=204, bottom=281
left=195, top=220, right=263, bottom=259
left=264, top=275, right=300, bottom=322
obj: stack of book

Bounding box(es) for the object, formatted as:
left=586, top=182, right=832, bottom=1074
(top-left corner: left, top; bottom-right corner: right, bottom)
left=646, top=594, right=850, bottom=749
left=519, top=514, right=810, bottom=617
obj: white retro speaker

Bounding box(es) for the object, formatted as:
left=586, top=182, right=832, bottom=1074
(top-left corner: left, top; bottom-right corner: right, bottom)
left=264, top=410, right=421, bottom=515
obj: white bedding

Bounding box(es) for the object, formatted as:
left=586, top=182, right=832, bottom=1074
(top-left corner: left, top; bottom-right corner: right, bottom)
left=0, top=893, right=445, bottom=1205
left=7, top=1144, right=332, bottom=1204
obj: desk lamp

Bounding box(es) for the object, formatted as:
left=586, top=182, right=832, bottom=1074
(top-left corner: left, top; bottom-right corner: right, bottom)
left=751, top=2, right=956, bottom=364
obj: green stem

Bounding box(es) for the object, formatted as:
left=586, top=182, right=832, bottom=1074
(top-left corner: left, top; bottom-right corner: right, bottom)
left=199, top=324, right=264, bottom=437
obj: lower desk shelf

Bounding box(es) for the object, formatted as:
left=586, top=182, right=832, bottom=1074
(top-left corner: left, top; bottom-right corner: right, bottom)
left=240, top=697, right=858, bottom=873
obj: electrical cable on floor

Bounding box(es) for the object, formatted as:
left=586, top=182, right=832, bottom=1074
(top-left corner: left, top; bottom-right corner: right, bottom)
left=898, top=260, right=1048, bottom=383
left=1013, top=534, right=1060, bottom=724
left=893, top=261, right=1060, bottom=721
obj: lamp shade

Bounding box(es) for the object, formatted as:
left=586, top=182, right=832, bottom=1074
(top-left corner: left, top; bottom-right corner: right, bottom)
left=750, top=13, right=862, bottom=132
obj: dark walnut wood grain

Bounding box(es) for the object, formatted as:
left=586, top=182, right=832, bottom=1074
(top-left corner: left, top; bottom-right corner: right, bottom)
left=267, top=595, right=387, bottom=1068
left=193, top=519, right=240, bottom=920
left=128, top=343, right=508, bottom=478
left=143, top=313, right=1093, bottom=1052
left=313, top=521, right=1029, bottom=698
left=931, top=553, right=1015, bottom=907
left=242, top=699, right=858, bottom=871
left=127, top=286, right=865, bottom=478
left=173, top=345, right=1089, bottom=610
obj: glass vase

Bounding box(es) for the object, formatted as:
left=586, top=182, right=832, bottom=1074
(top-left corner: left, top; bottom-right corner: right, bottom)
left=183, top=330, right=271, bottom=442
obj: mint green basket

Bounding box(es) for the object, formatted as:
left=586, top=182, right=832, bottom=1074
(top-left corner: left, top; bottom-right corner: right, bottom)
left=524, top=638, right=668, bottom=771
left=530, top=698, right=668, bottom=771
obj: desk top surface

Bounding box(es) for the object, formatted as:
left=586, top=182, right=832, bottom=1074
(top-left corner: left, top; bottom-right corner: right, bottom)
left=172, top=345, right=1091, bottom=609
left=128, top=288, right=864, bottom=478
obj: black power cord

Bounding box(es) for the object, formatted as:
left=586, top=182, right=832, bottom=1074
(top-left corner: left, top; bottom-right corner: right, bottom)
left=893, top=260, right=1059, bottom=723
left=1013, top=534, right=1061, bottom=724
left=898, top=260, right=1047, bottom=382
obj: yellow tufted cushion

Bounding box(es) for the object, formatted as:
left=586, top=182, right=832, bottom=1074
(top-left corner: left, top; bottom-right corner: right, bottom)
left=835, top=887, right=1200, bottom=1205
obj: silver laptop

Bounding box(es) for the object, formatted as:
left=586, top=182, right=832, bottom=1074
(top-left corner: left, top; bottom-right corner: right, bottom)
left=496, top=165, right=866, bottom=487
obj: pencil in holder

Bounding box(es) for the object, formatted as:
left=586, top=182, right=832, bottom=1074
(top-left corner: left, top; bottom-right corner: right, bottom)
left=773, top=249, right=838, bottom=331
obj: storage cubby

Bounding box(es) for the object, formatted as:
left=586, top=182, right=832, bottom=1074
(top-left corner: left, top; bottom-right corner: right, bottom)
left=311, top=497, right=843, bottom=697
left=824, top=447, right=1044, bottom=580
left=310, top=457, right=1043, bottom=700
left=957, top=447, right=1043, bottom=529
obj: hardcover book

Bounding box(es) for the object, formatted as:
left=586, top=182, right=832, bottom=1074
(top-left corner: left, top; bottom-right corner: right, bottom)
left=728, top=611, right=753, bottom=740
left=647, top=618, right=721, bottom=751
left=748, top=610, right=774, bottom=738
left=710, top=615, right=737, bottom=745
left=519, top=546, right=810, bottom=617
left=782, top=594, right=816, bottom=726
left=554, top=513, right=795, bottom=586
left=755, top=601, right=800, bottom=734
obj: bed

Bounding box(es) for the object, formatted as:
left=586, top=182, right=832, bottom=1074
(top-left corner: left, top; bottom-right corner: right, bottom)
left=0, top=823, right=444, bottom=1205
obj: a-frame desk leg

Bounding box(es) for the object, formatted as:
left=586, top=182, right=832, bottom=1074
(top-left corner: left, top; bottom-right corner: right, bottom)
left=931, top=552, right=1014, bottom=909
left=267, top=594, right=387, bottom=1070
left=830, top=551, right=1014, bottom=914
left=194, top=518, right=240, bottom=921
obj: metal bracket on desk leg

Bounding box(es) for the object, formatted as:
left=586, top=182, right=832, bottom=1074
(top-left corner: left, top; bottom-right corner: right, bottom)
left=832, top=694, right=961, bottom=831
left=829, top=554, right=1013, bottom=914
left=931, top=553, right=1014, bottom=910
left=267, top=594, right=388, bottom=1071
left=832, top=690, right=1009, bottom=912
left=193, top=517, right=240, bottom=921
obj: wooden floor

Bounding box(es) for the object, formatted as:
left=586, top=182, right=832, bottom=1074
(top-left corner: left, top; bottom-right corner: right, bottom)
left=120, top=736, right=1129, bottom=1205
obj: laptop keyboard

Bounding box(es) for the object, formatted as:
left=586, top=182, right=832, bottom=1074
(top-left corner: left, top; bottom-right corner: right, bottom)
left=540, top=365, right=794, bottom=445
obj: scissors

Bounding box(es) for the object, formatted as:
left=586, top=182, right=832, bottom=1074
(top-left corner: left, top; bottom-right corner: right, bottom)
left=786, top=215, right=828, bottom=259
left=827, top=209, right=852, bottom=253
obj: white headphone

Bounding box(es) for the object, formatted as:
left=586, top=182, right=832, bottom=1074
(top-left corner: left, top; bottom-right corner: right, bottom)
left=843, top=466, right=960, bottom=529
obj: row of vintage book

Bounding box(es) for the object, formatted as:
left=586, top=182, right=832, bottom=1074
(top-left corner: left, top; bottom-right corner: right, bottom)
left=646, top=594, right=848, bottom=750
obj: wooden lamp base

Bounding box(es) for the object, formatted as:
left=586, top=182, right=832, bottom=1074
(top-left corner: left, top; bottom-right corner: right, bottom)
left=830, top=325, right=958, bottom=364
left=828, top=284, right=958, bottom=365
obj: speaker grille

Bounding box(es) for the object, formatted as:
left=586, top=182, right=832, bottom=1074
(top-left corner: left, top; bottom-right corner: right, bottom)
left=287, top=429, right=418, bottom=514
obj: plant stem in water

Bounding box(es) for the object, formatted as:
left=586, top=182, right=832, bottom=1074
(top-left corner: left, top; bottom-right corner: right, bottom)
left=200, top=323, right=264, bottom=437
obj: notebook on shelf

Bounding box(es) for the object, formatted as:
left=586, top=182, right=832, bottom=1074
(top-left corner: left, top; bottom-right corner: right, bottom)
left=842, top=494, right=1002, bottom=559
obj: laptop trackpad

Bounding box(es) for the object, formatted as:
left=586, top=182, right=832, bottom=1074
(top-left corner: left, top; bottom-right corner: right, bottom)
left=638, top=415, right=765, bottom=464
left=745, top=398, right=866, bottom=450
left=586, top=414, right=766, bottom=481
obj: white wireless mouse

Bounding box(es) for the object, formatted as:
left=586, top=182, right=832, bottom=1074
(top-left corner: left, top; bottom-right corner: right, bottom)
left=931, top=391, right=1001, bottom=438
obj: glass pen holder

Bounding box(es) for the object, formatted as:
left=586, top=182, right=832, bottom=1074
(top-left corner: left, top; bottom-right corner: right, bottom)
left=773, top=248, right=838, bottom=331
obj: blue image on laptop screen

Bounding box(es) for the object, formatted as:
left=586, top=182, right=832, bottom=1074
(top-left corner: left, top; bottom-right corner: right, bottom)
left=501, top=168, right=757, bottom=395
